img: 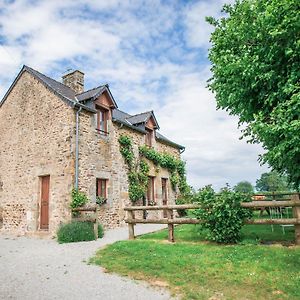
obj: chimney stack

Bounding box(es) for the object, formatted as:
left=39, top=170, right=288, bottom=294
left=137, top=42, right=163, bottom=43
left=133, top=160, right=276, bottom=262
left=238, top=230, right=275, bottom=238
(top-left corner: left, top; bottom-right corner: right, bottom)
left=62, top=70, right=84, bottom=94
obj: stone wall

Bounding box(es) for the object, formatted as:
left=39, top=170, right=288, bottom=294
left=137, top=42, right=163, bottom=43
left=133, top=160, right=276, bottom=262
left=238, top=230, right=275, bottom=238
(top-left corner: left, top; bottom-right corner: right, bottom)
left=78, top=109, right=181, bottom=228
left=0, top=71, right=183, bottom=234
left=0, top=71, right=75, bottom=235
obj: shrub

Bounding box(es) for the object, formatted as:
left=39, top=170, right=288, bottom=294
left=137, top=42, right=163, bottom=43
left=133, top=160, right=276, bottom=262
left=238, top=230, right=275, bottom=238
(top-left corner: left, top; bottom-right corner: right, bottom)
left=57, top=221, right=104, bottom=243
left=97, top=224, right=104, bottom=238
left=70, top=189, right=89, bottom=217
left=193, top=185, right=252, bottom=243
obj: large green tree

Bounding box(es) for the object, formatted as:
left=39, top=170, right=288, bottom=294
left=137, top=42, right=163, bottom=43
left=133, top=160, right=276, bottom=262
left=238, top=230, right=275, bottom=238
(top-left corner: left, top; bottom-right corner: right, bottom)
left=234, top=181, right=254, bottom=194
left=207, top=0, right=300, bottom=188
left=256, top=171, right=291, bottom=192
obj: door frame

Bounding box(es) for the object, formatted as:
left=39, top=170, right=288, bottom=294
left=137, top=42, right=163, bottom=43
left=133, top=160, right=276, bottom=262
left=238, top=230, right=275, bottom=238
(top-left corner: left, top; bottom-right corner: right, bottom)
left=39, top=175, right=50, bottom=231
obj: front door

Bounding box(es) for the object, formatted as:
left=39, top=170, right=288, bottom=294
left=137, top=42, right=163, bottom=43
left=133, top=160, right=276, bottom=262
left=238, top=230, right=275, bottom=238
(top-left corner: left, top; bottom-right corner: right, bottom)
left=162, top=178, right=168, bottom=217
left=40, top=175, right=50, bottom=230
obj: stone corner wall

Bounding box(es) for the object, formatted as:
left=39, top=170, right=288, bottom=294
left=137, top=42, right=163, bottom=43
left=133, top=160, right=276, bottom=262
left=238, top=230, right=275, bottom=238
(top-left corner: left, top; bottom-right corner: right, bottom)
left=0, top=71, right=75, bottom=236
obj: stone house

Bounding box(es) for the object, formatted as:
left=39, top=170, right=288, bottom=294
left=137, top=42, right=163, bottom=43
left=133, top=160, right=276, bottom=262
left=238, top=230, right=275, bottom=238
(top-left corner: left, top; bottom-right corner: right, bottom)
left=0, top=65, right=184, bottom=235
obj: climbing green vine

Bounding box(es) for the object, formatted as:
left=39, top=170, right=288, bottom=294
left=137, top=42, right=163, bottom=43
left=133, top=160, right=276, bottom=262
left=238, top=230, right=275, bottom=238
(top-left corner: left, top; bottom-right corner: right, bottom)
left=139, top=145, right=189, bottom=194
left=118, top=135, right=189, bottom=203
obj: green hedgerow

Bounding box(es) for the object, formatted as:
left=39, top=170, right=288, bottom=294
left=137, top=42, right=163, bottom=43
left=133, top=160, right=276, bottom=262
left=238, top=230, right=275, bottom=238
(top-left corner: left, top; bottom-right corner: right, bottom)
left=57, top=221, right=104, bottom=243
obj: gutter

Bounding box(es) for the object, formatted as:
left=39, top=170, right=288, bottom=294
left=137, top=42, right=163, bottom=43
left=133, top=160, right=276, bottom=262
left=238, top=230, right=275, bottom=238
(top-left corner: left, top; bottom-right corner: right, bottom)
left=74, top=106, right=82, bottom=189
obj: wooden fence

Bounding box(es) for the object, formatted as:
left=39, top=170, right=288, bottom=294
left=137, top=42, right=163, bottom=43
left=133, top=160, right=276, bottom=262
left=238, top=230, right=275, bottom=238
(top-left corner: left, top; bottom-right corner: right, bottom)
left=72, top=205, right=99, bottom=239
left=124, top=193, right=300, bottom=244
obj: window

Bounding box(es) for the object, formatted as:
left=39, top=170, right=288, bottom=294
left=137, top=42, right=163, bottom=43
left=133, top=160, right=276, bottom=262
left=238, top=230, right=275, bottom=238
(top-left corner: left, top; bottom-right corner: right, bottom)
left=96, top=178, right=107, bottom=198
left=162, top=178, right=168, bottom=203
left=147, top=176, right=155, bottom=205
left=96, top=107, right=109, bottom=134
left=145, top=129, right=153, bottom=147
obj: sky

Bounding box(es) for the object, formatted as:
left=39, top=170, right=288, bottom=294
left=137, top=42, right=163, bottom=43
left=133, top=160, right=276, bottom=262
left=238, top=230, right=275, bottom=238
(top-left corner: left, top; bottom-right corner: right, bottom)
left=0, top=0, right=269, bottom=190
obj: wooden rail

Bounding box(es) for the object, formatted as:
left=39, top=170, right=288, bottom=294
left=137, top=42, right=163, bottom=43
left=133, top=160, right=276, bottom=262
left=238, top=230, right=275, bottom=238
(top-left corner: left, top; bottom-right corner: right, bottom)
left=72, top=205, right=99, bottom=239
left=124, top=193, right=300, bottom=244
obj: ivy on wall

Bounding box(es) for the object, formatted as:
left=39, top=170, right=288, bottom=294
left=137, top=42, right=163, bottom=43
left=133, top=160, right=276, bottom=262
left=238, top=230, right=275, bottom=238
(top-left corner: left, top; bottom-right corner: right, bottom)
left=118, top=135, right=189, bottom=203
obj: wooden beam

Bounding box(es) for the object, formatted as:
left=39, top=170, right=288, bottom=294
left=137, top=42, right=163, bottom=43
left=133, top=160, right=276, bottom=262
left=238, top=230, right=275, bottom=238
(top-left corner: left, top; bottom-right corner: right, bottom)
left=72, top=206, right=97, bottom=212
left=292, top=194, right=300, bottom=245
left=72, top=217, right=97, bottom=223
left=245, top=218, right=299, bottom=225
left=126, top=218, right=202, bottom=224
left=126, top=218, right=299, bottom=225
left=241, top=200, right=297, bottom=208
left=124, top=199, right=299, bottom=211
left=127, top=211, right=135, bottom=240
left=94, top=207, right=98, bottom=240
left=124, top=204, right=200, bottom=211
left=167, top=209, right=174, bottom=242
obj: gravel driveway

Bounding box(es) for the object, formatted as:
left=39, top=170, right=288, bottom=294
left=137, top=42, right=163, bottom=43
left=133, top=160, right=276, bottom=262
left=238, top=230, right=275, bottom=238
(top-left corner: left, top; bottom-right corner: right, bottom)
left=0, top=225, right=174, bottom=300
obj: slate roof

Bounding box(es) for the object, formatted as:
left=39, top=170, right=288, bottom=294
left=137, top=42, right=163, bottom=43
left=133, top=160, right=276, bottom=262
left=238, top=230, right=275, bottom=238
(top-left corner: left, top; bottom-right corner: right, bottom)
left=76, top=85, right=105, bottom=101
left=76, top=85, right=118, bottom=107
left=0, top=65, right=184, bottom=149
left=126, top=111, right=151, bottom=124
left=0, top=65, right=96, bottom=112
left=112, top=109, right=183, bottom=149
left=25, top=65, right=76, bottom=101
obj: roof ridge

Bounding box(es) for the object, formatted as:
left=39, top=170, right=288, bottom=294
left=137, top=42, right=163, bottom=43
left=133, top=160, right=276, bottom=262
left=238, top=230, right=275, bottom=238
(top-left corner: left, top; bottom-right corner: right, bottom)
left=76, top=84, right=106, bottom=96
left=114, top=108, right=132, bottom=117
left=24, top=65, right=73, bottom=92
left=125, top=110, right=153, bottom=119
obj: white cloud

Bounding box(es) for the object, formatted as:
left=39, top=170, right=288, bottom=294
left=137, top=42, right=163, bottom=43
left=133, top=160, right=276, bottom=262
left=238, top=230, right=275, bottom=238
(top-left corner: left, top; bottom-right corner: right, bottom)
left=0, top=0, right=268, bottom=190
left=183, top=0, right=234, bottom=49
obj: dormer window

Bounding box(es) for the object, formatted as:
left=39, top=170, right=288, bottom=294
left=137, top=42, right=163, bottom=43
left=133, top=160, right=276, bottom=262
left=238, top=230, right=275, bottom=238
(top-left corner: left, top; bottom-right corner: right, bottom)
left=145, top=128, right=153, bottom=147
left=96, top=106, right=109, bottom=135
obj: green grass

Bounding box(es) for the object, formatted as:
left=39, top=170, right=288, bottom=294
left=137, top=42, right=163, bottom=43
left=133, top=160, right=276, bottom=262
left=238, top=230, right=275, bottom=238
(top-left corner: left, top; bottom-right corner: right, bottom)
left=91, top=224, right=300, bottom=299
left=140, top=224, right=295, bottom=244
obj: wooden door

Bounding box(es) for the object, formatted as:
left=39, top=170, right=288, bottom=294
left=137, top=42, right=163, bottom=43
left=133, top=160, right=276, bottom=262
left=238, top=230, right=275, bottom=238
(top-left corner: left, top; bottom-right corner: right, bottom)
left=40, top=175, right=50, bottom=230
left=162, top=178, right=168, bottom=217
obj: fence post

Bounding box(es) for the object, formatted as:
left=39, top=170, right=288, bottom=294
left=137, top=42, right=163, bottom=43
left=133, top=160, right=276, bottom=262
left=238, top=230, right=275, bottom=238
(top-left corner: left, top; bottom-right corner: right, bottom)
left=128, top=210, right=135, bottom=240
left=292, top=193, right=300, bottom=245
left=167, top=208, right=174, bottom=242
left=94, top=207, right=98, bottom=240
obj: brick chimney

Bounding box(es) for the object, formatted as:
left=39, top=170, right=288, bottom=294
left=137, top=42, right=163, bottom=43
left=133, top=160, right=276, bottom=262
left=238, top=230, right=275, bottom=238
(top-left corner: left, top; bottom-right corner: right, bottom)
left=62, top=70, right=84, bottom=94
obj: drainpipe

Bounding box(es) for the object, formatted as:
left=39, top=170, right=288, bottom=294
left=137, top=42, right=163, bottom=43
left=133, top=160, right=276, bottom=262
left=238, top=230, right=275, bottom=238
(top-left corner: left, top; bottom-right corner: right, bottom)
left=75, top=106, right=82, bottom=189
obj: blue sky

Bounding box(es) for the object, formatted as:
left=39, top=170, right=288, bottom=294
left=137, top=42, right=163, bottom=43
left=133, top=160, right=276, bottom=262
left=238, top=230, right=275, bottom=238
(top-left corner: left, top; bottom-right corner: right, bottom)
left=0, top=0, right=268, bottom=190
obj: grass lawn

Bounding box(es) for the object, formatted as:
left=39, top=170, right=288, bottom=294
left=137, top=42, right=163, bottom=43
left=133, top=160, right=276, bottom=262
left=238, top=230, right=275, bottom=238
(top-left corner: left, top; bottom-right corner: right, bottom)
left=91, top=224, right=300, bottom=299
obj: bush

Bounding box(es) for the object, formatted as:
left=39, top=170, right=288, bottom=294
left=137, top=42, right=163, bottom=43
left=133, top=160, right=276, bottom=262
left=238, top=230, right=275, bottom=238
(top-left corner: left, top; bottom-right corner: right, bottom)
left=193, top=185, right=252, bottom=243
left=97, top=224, right=104, bottom=238
left=57, top=221, right=104, bottom=243
left=70, top=189, right=89, bottom=216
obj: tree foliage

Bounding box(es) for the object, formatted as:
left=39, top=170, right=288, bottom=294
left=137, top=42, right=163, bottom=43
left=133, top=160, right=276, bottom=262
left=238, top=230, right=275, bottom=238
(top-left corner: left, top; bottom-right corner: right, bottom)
left=255, top=171, right=291, bottom=192
left=207, top=0, right=300, bottom=188
left=234, top=181, right=254, bottom=194
left=193, top=185, right=252, bottom=243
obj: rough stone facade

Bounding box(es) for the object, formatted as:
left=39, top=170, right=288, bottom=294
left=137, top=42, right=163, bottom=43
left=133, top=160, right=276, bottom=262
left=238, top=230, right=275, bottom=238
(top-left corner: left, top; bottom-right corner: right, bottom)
left=78, top=98, right=180, bottom=229
left=0, top=68, right=183, bottom=235
left=0, top=72, right=75, bottom=235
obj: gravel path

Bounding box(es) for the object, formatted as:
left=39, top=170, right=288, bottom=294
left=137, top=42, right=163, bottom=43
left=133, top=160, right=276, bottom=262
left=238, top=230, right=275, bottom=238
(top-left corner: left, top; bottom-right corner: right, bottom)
left=0, top=225, right=174, bottom=300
